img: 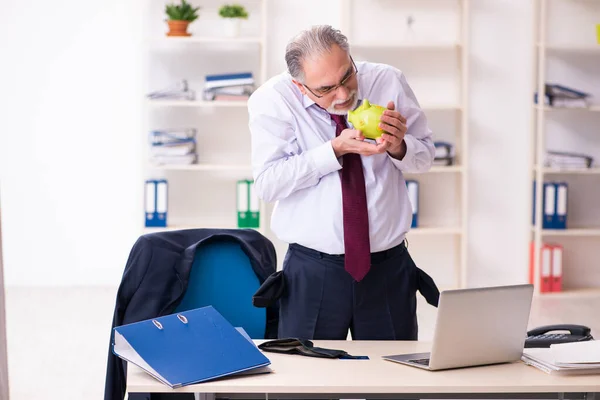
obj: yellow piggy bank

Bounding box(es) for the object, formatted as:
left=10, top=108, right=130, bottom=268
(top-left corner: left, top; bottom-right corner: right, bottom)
left=347, top=99, right=386, bottom=140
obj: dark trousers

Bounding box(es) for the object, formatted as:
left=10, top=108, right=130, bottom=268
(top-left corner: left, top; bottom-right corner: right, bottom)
left=278, top=241, right=419, bottom=341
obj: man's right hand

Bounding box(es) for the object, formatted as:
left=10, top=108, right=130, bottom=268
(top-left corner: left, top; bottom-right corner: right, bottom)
left=332, top=128, right=389, bottom=158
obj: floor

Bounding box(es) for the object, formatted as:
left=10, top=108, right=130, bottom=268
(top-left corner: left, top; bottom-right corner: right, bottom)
left=3, top=286, right=600, bottom=400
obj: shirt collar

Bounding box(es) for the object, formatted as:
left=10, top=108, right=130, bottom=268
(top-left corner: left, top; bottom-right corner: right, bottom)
left=302, top=92, right=315, bottom=109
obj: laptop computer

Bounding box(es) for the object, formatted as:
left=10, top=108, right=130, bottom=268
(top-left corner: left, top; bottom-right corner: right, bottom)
left=383, top=284, right=534, bottom=371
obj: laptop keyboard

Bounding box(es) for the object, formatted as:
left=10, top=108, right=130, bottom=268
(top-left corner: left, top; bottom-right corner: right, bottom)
left=409, top=358, right=430, bottom=366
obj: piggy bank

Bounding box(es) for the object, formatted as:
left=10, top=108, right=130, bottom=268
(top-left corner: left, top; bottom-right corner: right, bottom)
left=347, top=99, right=386, bottom=140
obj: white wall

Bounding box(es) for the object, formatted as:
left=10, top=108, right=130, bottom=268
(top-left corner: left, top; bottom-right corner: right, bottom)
left=467, top=0, right=533, bottom=286
left=0, top=0, right=146, bottom=286
left=0, top=0, right=534, bottom=287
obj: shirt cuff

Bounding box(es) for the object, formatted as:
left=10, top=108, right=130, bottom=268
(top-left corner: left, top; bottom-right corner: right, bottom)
left=307, top=141, right=342, bottom=177
left=388, top=135, right=417, bottom=170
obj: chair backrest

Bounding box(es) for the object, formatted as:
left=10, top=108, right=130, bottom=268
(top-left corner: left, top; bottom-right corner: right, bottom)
left=175, top=241, right=266, bottom=339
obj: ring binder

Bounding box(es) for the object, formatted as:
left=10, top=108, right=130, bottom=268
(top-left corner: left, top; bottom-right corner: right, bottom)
left=177, top=314, right=188, bottom=324
left=113, top=306, right=271, bottom=388
left=152, top=320, right=163, bottom=330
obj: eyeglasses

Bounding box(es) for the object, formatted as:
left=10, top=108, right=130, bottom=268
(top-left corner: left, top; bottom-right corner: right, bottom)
left=302, top=56, right=358, bottom=98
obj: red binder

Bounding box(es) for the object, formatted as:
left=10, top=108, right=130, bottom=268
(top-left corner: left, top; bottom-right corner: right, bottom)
left=529, top=242, right=552, bottom=293
left=549, top=244, right=563, bottom=292
left=541, top=244, right=553, bottom=293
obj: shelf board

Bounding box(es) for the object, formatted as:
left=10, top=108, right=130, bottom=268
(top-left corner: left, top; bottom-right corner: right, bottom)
left=421, top=104, right=462, bottom=111
left=428, top=165, right=463, bottom=173
left=537, top=43, right=600, bottom=53
left=351, top=42, right=461, bottom=50
left=147, top=99, right=248, bottom=107
left=535, top=288, right=600, bottom=298
left=407, top=227, right=462, bottom=236
left=144, top=224, right=260, bottom=234
left=535, top=228, right=600, bottom=237
left=534, top=105, right=600, bottom=112
left=161, top=36, right=263, bottom=44
left=149, top=163, right=252, bottom=172
left=154, top=165, right=464, bottom=174
left=534, top=165, right=600, bottom=175
left=405, top=165, right=464, bottom=174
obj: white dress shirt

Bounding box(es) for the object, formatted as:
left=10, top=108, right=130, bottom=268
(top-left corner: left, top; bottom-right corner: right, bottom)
left=247, top=61, right=435, bottom=254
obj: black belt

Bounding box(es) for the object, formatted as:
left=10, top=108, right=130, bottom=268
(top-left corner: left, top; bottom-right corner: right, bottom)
left=290, top=240, right=407, bottom=264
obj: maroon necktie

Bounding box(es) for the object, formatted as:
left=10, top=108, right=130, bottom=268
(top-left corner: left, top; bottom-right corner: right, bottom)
left=329, top=113, right=371, bottom=282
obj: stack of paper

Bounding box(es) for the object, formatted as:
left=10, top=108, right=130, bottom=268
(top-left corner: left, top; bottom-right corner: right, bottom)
left=545, top=150, right=594, bottom=170
left=149, top=129, right=197, bottom=165
left=522, top=340, right=600, bottom=375
left=433, top=141, right=455, bottom=166
left=202, top=72, right=255, bottom=101
left=534, top=83, right=592, bottom=108
left=147, top=79, right=196, bottom=101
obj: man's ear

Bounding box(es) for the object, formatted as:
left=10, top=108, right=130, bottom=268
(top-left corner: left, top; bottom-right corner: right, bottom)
left=291, top=79, right=306, bottom=95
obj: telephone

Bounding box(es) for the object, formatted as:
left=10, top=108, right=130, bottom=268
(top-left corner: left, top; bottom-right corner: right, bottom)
left=525, top=324, right=594, bottom=348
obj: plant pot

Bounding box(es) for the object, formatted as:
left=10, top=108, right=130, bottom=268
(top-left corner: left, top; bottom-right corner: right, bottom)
left=166, top=20, right=191, bottom=37
left=223, top=18, right=241, bottom=38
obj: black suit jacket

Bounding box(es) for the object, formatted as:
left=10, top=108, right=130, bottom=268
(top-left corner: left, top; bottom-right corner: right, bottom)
left=104, top=228, right=278, bottom=400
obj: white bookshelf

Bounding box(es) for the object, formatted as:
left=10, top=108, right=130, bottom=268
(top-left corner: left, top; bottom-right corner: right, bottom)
left=147, top=99, right=461, bottom=110
left=340, top=0, right=470, bottom=290
left=147, top=99, right=248, bottom=107
left=531, top=0, right=600, bottom=296
left=350, top=42, right=461, bottom=51
left=144, top=0, right=269, bottom=236
left=161, top=36, right=263, bottom=44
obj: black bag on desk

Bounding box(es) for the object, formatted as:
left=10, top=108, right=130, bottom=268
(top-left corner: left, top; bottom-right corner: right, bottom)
left=258, top=338, right=368, bottom=359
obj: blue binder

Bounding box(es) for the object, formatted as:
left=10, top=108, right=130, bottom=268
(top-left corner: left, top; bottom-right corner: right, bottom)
left=532, top=181, right=537, bottom=226
left=144, top=179, right=168, bottom=227
left=406, top=180, right=419, bottom=228
left=112, top=306, right=271, bottom=388
left=555, top=182, right=568, bottom=229
left=542, top=182, right=556, bottom=229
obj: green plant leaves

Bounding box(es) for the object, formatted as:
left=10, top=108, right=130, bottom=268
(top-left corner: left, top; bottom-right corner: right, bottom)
left=165, top=0, right=200, bottom=22
left=218, top=4, right=249, bottom=19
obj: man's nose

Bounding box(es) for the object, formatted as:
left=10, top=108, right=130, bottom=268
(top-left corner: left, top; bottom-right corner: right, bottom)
left=335, top=85, right=350, bottom=100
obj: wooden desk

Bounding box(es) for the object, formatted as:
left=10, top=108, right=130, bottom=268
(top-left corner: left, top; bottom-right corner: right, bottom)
left=127, top=341, right=600, bottom=399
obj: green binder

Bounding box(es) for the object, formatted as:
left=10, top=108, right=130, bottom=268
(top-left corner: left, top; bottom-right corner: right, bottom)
left=236, top=180, right=249, bottom=228
left=247, top=180, right=260, bottom=228
left=236, top=180, right=260, bottom=229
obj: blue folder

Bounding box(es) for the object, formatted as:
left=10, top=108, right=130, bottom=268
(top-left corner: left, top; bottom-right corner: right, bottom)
left=406, top=180, right=419, bottom=228
left=112, top=306, right=271, bottom=388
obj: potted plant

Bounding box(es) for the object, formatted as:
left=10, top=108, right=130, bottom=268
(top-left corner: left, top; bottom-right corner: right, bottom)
left=165, top=0, right=200, bottom=37
left=218, top=4, right=249, bottom=38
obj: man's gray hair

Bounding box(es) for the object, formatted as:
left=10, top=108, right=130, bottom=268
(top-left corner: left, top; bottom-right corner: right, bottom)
left=285, top=25, right=350, bottom=83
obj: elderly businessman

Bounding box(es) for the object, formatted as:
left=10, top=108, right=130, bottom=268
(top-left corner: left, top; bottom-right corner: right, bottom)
left=247, top=25, right=435, bottom=341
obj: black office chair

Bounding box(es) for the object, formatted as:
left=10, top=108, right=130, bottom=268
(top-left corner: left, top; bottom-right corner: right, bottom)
left=105, top=228, right=278, bottom=400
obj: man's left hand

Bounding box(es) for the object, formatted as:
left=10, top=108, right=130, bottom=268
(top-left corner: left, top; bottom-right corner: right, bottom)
left=376, top=101, right=407, bottom=160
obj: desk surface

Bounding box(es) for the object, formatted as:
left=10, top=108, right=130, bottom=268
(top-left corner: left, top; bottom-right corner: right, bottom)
left=127, top=340, right=600, bottom=395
